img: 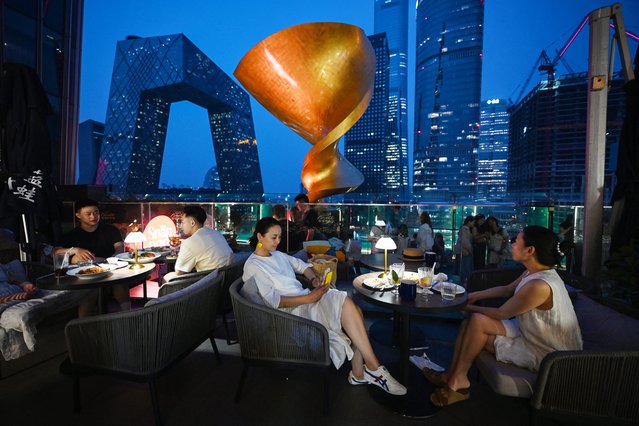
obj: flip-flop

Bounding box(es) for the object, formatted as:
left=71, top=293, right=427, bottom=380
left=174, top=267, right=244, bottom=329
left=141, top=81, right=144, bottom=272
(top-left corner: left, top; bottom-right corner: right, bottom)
left=430, top=386, right=470, bottom=407
left=422, top=367, right=448, bottom=388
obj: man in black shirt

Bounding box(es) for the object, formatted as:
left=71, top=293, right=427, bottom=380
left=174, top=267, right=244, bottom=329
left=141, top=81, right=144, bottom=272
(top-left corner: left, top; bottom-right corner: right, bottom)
left=54, top=199, right=127, bottom=314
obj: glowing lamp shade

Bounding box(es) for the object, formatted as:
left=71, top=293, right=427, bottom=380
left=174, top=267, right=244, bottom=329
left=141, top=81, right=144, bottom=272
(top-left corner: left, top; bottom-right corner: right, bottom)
left=375, top=237, right=397, bottom=274
left=124, top=231, right=147, bottom=269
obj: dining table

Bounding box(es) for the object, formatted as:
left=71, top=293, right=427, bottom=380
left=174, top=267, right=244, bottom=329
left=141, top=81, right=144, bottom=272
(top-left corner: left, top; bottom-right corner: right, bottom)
left=36, top=263, right=155, bottom=314
left=353, top=272, right=467, bottom=417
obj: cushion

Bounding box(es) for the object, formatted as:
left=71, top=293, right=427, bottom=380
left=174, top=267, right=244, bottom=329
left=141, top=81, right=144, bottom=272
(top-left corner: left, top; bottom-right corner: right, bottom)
left=240, top=277, right=264, bottom=305
left=475, top=350, right=537, bottom=398
left=303, top=240, right=331, bottom=255
left=573, top=293, right=639, bottom=351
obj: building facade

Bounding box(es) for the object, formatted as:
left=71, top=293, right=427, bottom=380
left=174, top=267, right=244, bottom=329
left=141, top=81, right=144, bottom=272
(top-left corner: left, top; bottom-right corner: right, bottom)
left=96, top=34, right=263, bottom=195
left=344, top=33, right=390, bottom=201
left=508, top=72, right=625, bottom=204
left=477, top=99, right=509, bottom=202
left=413, top=0, right=484, bottom=202
left=77, top=119, right=104, bottom=184
left=0, top=0, right=83, bottom=185
left=374, top=0, right=409, bottom=196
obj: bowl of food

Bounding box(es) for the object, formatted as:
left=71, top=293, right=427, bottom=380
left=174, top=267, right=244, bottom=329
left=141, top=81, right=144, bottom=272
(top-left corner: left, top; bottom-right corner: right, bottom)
left=115, top=252, right=160, bottom=264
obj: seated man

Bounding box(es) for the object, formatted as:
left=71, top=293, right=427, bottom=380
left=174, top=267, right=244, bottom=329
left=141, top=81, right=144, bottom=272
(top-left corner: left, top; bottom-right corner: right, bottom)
left=163, top=206, right=233, bottom=282
left=53, top=198, right=127, bottom=315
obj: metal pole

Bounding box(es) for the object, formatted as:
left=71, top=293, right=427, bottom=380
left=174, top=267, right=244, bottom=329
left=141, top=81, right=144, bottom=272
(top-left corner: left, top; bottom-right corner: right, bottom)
left=582, top=6, right=611, bottom=279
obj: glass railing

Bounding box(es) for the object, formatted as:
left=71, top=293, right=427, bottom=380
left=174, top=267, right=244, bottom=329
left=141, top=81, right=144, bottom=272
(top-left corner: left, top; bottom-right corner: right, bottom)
left=61, top=199, right=596, bottom=261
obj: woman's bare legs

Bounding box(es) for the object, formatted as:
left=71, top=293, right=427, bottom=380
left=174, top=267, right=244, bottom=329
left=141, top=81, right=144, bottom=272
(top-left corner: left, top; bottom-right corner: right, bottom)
left=340, top=297, right=380, bottom=377
left=444, top=313, right=506, bottom=392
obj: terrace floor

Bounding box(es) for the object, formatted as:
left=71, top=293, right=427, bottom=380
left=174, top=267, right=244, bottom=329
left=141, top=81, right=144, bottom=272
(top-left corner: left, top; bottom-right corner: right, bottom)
left=1, top=278, right=552, bottom=426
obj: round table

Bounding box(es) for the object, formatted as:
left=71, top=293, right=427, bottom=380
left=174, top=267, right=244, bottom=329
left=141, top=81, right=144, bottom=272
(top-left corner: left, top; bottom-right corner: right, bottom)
left=36, top=263, right=155, bottom=314
left=353, top=272, right=467, bottom=417
left=360, top=252, right=428, bottom=272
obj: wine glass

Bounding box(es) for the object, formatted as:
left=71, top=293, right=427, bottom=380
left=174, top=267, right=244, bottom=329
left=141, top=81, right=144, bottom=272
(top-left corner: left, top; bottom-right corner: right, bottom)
left=418, top=266, right=434, bottom=297
left=389, top=262, right=405, bottom=294
left=168, top=235, right=181, bottom=256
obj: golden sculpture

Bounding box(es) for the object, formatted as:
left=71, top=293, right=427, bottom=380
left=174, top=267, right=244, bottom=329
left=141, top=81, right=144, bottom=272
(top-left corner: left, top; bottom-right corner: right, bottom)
left=234, top=22, right=375, bottom=202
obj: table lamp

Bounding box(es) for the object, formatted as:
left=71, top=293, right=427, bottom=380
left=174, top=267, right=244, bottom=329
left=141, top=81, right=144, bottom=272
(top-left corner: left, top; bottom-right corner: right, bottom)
left=375, top=236, right=397, bottom=275
left=124, top=231, right=147, bottom=269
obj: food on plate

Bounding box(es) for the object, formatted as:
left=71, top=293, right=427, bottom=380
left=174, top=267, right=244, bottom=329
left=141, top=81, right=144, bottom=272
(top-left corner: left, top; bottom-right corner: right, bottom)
left=77, top=266, right=108, bottom=275
left=402, top=248, right=424, bottom=260
left=138, top=252, right=157, bottom=258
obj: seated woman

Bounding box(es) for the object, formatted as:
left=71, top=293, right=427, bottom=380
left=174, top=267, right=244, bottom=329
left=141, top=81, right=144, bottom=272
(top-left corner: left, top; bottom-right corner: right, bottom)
left=425, top=225, right=582, bottom=406
left=242, top=217, right=406, bottom=396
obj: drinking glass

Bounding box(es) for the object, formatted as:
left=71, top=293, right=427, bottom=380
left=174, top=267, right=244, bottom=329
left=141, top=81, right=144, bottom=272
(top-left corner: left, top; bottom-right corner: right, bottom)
left=389, top=262, right=405, bottom=294
left=53, top=252, right=69, bottom=280
left=418, top=266, right=433, bottom=296
left=441, top=281, right=456, bottom=300
left=169, top=235, right=181, bottom=256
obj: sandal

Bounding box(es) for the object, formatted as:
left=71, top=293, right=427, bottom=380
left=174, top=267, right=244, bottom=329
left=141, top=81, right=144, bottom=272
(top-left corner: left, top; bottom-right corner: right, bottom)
left=430, top=386, right=470, bottom=407
left=422, top=367, right=448, bottom=388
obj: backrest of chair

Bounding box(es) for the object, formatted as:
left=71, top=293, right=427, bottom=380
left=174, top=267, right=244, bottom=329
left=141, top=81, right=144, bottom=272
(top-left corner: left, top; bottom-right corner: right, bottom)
left=158, top=270, right=215, bottom=296
left=148, top=272, right=223, bottom=368
left=229, top=278, right=330, bottom=366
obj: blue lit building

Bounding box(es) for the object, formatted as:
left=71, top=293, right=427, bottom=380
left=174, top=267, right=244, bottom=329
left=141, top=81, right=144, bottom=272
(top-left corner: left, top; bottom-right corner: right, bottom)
left=413, top=0, right=484, bottom=202
left=97, top=34, right=263, bottom=195
left=477, top=99, right=509, bottom=202
left=374, top=0, right=409, bottom=196
left=344, top=33, right=390, bottom=201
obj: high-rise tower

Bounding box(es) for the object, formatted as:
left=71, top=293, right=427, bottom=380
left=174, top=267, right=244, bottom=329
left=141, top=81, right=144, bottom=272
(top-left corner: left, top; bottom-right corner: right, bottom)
left=374, top=0, right=409, bottom=196
left=413, top=0, right=484, bottom=202
left=477, top=99, right=509, bottom=202
left=344, top=33, right=390, bottom=201
left=96, top=34, right=263, bottom=195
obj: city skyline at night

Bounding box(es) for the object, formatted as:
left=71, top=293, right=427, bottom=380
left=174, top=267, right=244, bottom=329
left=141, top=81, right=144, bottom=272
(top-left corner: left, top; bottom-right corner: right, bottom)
left=79, top=1, right=639, bottom=196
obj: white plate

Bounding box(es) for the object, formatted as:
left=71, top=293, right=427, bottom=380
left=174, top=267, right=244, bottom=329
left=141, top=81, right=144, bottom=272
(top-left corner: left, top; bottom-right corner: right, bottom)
left=67, top=266, right=112, bottom=280
left=431, top=282, right=466, bottom=294
left=115, top=252, right=160, bottom=264
left=98, top=261, right=129, bottom=270
left=362, top=277, right=395, bottom=291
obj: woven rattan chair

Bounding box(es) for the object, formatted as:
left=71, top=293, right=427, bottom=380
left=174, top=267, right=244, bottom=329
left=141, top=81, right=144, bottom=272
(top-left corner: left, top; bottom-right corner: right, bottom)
left=64, top=272, right=223, bottom=426
left=229, top=278, right=332, bottom=414
left=468, top=268, right=639, bottom=425
left=158, top=270, right=217, bottom=296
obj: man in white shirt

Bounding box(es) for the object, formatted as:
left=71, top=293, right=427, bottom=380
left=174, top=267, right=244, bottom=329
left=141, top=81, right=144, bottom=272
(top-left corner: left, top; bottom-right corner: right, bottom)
left=163, top=206, right=232, bottom=282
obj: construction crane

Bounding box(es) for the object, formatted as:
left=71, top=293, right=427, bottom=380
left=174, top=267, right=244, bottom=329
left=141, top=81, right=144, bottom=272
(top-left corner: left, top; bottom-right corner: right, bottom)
left=510, top=16, right=589, bottom=105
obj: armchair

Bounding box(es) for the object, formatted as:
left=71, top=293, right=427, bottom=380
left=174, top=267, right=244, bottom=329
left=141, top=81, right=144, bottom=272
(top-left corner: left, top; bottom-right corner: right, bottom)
left=65, top=272, right=223, bottom=425
left=229, top=278, right=332, bottom=414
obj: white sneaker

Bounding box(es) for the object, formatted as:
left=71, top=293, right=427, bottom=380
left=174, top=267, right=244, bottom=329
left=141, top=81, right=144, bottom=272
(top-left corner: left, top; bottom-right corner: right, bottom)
left=363, top=365, right=407, bottom=395
left=348, top=371, right=368, bottom=385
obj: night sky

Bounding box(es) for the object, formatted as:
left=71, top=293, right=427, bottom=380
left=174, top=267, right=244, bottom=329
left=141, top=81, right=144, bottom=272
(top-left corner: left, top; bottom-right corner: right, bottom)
left=80, top=0, right=639, bottom=193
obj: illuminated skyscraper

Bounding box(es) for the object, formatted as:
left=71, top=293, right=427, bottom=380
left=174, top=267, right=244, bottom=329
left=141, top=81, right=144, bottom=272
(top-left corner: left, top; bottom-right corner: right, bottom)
left=413, top=0, right=484, bottom=202
left=477, top=99, right=509, bottom=201
left=96, top=34, right=263, bottom=195
left=509, top=73, right=625, bottom=204
left=374, top=0, right=409, bottom=195
left=344, top=33, right=390, bottom=201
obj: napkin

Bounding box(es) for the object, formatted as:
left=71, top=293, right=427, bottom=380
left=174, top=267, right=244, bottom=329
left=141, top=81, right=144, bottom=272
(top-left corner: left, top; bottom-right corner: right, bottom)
left=410, top=353, right=445, bottom=372
left=432, top=273, right=448, bottom=284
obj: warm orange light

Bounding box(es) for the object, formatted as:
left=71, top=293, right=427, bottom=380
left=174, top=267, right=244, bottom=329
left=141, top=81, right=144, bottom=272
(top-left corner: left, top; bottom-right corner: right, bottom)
left=143, top=215, right=177, bottom=247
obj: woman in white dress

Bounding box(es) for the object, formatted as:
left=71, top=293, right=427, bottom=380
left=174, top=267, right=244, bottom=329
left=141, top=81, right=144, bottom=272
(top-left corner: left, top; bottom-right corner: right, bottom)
left=425, top=226, right=582, bottom=406
left=242, top=217, right=406, bottom=395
